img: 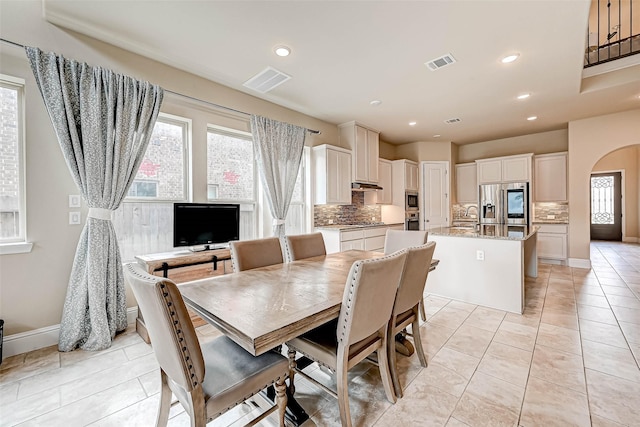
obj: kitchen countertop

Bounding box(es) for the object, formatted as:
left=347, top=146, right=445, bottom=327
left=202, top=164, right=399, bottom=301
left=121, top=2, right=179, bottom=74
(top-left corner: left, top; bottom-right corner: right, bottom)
left=532, top=220, right=569, bottom=224
left=315, top=223, right=403, bottom=231
left=429, top=224, right=539, bottom=241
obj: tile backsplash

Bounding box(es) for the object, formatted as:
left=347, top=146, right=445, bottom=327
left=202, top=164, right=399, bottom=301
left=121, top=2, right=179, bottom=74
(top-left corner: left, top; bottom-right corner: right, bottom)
left=533, top=202, right=569, bottom=222
left=314, top=192, right=381, bottom=226
left=452, top=203, right=479, bottom=221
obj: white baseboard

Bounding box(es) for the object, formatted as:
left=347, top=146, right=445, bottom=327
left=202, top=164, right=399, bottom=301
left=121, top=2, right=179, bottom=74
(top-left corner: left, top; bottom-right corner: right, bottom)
left=2, top=307, right=139, bottom=359
left=622, top=236, right=639, bottom=243
left=539, top=258, right=566, bottom=266
left=568, top=258, right=592, bottom=269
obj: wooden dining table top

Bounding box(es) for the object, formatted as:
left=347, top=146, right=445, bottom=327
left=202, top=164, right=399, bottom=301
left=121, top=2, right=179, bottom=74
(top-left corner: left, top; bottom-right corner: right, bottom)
left=179, top=250, right=438, bottom=356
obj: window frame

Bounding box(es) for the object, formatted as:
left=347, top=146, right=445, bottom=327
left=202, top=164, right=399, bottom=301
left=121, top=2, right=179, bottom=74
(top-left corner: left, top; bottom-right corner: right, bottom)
left=0, top=74, right=29, bottom=251
left=124, top=112, right=191, bottom=203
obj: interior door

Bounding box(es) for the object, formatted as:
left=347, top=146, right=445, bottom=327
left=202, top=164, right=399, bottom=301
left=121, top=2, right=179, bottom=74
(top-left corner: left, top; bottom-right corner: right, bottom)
left=421, top=162, right=449, bottom=230
left=590, top=172, right=622, bottom=241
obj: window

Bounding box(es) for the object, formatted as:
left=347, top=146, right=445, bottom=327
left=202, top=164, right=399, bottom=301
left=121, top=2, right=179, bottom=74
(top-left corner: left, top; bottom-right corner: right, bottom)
left=207, top=126, right=257, bottom=240
left=112, top=114, right=190, bottom=261
left=0, top=75, right=26, bottom=245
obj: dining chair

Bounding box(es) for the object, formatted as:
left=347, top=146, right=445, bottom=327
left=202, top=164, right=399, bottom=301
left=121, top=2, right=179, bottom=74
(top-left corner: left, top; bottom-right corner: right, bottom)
left=285, top=250, right=408, bottom=426
left=229, top=237, right=284, bottom=272
left=284, top=232, right=327, bottom=261
left=387, top=242, right=436, bottom=398
left=124, top=263, right=290, bottom=427
left=383, top=229, right=429, bottom=320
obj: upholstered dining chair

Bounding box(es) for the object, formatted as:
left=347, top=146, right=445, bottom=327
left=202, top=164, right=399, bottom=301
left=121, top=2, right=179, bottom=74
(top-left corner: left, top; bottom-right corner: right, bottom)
left=229, top=237, right=284, bottom=272
left=383, top=229, right=429, bottom=320
left=285, top=232, right=327, bottom=261
left=285, top=250, right=408, bottom=427
left=124, top=263, right=290, bottom=427
left=387, top=242, right=436, bottom=398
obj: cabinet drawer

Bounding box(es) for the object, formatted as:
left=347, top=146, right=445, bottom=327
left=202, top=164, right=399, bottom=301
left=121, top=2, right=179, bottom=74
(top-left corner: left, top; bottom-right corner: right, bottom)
left=341, top=239, right=364, bottom=251
left=364, top=235, right=385, bottom=251
left=364, top=227, right=387, bottom=238
left=537, top=224, right=568, bottom=234
left=341, top=230, right=365, bottom=241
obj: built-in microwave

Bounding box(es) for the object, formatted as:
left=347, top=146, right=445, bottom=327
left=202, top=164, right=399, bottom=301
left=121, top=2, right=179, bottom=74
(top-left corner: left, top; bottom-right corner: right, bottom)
left=405, top=191, right=419, bottom=211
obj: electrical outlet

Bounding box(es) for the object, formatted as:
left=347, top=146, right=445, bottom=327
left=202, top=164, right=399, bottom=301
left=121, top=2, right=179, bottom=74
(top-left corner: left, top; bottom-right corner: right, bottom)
left=372, top=216, right=376, bottom=221
left=69, top=211, right=81, bottom=225
left=476, top=250, right=485, bottom=261
left=69, top=194, right=81, bottom=208
left=546, top=214, right=556, bottom=219
left=328, top=219, right=334, bottom=224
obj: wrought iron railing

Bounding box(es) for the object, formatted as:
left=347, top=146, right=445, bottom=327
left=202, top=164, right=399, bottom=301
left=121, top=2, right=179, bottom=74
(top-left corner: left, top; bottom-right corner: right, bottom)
left=585, top=0, right=640, bottom=67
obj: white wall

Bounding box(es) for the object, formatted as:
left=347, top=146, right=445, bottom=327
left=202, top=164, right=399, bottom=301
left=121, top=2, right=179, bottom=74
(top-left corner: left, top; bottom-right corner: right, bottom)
left=0, top=0, right=340, bottom=337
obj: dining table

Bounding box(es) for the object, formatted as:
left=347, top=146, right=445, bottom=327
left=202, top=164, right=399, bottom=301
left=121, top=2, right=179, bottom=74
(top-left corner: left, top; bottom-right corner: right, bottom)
left=179, top=249, right=439, bottom=425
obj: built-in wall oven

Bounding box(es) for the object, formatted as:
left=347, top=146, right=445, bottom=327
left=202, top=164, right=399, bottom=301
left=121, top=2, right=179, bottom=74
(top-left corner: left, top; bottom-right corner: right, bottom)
left=405, top=211, right=420, bottom=230
left=405, top=191, right=419, bottom=211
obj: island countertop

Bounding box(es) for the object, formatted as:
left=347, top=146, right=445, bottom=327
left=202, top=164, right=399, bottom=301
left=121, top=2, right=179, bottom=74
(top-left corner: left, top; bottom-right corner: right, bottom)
left=429, top=224, right=538, bottom=241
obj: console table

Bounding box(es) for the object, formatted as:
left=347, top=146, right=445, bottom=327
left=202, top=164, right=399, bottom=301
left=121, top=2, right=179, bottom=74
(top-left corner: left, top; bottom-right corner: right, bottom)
left=134, top=248, right=232, bottom=343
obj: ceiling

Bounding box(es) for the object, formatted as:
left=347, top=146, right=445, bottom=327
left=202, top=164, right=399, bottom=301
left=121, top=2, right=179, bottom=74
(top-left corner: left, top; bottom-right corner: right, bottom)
left=42, top=0, right=640, bottom=145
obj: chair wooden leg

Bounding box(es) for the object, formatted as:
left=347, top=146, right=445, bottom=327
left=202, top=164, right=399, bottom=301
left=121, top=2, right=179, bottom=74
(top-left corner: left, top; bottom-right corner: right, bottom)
left=156, top=370, right=172, bottom=427
left=187, top=385, right=206, bottom=427
left=419, top=297, right=427, bottom=321
left=336, top=351, right=352, bottom=427
left=275, top=377, right=288, bottom=427
left=378, top=331, right=398, bottom=404
left=412, top=318, right=428, bottom=367
left=387, top=323, right=403, bottom=399
left=287, top=348, right=297, bottom=395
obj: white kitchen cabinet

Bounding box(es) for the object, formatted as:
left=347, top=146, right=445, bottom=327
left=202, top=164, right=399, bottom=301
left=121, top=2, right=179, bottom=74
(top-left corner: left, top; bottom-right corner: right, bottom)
left=312, top=144, right=352, bottom=205
left=339, top=121, right=379, bottom=184
left=476, top=154, right=532, bottom=184
left=390, top=159, right=419, bottom=206
left=377, top=159, right=392, bottom=204
left=534, top=152, right=567, bottom=202
left=455, top=162, right=477, bottom=203
left=319, top=226, right=394, bottom=254
left=405, top=161, right=419, bottom=191
left=537, top=224, right=568, bottom=262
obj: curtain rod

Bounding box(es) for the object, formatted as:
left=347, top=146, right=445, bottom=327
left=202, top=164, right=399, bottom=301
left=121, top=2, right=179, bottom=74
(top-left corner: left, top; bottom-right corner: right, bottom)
left=1, top=37, right=321, bottom=134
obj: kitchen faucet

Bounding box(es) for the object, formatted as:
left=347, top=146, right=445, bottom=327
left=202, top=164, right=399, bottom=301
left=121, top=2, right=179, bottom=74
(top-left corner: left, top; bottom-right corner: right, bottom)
left=464, top=205, right=478, bottom=217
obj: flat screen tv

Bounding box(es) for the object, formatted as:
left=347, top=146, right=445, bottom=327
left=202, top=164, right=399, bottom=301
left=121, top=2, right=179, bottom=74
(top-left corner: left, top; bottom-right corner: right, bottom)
left=173, top=203, right=240, bottom=249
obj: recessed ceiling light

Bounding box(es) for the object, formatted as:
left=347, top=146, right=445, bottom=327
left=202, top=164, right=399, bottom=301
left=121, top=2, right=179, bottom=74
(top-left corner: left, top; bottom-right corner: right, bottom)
left=517, top=93, right=531, bottom=100
left=501, top=53, right=520, bottom=63
left=433, top=134, right=441, bottom=138
left=370, top=100, right=382, bottom=106
left=274, top=46, right=291, bottom=57
left=527, top=116, right=538, bottom=121
left=409, top=121, right=417, bottom=126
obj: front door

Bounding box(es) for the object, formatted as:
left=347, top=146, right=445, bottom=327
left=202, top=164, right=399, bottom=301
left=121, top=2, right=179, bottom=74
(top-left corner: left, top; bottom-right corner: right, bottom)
left=590, top=172, right=622, bottom=241
left=421, top=161, right=449, bottom=230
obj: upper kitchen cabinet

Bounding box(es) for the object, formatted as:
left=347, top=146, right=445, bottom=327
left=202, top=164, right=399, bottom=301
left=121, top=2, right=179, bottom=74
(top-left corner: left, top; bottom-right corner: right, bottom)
left=312, top=144, right=352, bottom=205
left=377, top=159, right=392, bottom=204
left=339, top=121, right=379, bottom=184
left=534, top=152, right=567, bottom=202
left=404, top=160, right=419, bottom=191
left=390, top=159, right=419, bottom=206
left=476, top=153, right=533, bottom=184
left=455, top=162, right=477, bottom=203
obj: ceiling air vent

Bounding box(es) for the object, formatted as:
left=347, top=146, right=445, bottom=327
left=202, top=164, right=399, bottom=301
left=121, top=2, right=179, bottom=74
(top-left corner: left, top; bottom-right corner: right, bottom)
left=444, top=117, right=462, bottom=124
left=243, top=66, right=291, bottom=93
left=425, top=53, right=456, bottom=71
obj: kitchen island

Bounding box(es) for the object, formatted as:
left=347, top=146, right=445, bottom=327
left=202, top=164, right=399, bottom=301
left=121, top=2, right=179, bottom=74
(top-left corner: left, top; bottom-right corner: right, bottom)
left=427, top=224, right=538, bottom=314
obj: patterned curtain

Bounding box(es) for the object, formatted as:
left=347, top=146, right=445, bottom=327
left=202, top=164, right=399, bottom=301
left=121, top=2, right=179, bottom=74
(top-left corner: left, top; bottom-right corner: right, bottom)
left=250, top=115, right=306, bottom=239
left=26, top=47, right=164, bottom=351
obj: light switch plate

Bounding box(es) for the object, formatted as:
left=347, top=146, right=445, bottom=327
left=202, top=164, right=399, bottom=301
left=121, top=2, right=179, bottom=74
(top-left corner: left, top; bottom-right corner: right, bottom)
left=69, top=211, right=81, bottom=225
left=69, top=195, right=81, bottom=208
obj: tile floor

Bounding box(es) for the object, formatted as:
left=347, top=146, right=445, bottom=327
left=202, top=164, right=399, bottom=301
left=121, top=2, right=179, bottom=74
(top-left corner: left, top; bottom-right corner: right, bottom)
left=1, top=241, right=639, bottom=426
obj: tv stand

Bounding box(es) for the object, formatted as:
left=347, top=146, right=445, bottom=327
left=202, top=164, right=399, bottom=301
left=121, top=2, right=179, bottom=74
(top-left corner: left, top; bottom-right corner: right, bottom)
left=134, top=248, right=232, bottom=343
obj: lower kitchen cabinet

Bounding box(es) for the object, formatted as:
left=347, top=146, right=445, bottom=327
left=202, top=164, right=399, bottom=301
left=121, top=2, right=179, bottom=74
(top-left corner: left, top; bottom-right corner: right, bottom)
left=537, top=224, right=568, bottom=263
left=318, top=226, right=395, bottom=254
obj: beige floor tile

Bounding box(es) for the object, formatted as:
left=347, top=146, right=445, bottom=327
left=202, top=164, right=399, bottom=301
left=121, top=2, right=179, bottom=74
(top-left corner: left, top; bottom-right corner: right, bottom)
left=576, top=304, right=618, bottom=325
left=445, top=417, right=471, bottom=427
left=574, top=283, right=605, bottom=297
left=0, top=381, right=19, bottom=406
left=610, top=304, right=640, bottom=324
left=123, top=341, right=154, bottom=360
left=520, top=376, right=590, bottom=427
left=431, top=347, right=480, bottom=380
left=0, top=347, right=60, bottom=384
left=138, top=369, right=160, bottom=396
left=597, top=277, right=629, bottom=288
left=374, top=382, right=458, bottom=426
left=601, top=285, right=636, bottom=298
left=607, top=294, right=640, bottom=310
left=541, top=307, right=579, bottom=330
left=535, top=323, right=582, bottom=355
left=503, top=311, right=541, bottom=328
left=579, top=319, right=628, bottom=348
left=575, top=292, right=610, bottom=308
left=418, top=322, right=457, bottom=359
left=543, top=296, right=577, bottom=312
left=586, top=368, right=640, bottom=426
left=414, top=362, right=469, bottom=397
left=464, top=307, right=506, bottom=333
left=446, top=300, right=478, bottom=313
left=444, top=324, right=494, bottom=359
left=0, top=387, right=61, bottom=425
left=427, top=307, right=471, bottom=330
left=590, top=414, right=627, bottom=427
left=89, top=393, right=160, bottom=426
left=529, top=344, right=586, bottom=393
left=477, top=341, right=532, bottom=388
left=581, top=339, right=640, bottom=383
left=452, top=372, right=524, bottom=427
left=493, top=320, right=537, bottom=352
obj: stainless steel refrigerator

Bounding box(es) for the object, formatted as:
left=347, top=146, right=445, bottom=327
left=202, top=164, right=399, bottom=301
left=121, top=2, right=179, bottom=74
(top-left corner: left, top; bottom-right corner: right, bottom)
left=479, top=182, right=529, bottom=225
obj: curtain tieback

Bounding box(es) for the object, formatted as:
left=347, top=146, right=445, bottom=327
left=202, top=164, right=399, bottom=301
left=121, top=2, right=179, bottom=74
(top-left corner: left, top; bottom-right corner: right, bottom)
left=87, top=208, right=113, bottom=221
left=273, top=219, right=286, bottom=226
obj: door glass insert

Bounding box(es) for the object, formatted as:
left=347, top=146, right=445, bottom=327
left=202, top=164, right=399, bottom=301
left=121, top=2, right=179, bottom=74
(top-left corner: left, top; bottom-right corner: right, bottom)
left=590, top=175, right=615, bottom=224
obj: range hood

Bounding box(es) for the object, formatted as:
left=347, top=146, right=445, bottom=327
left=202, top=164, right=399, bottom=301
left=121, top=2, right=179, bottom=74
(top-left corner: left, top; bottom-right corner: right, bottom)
left=351, top=182, right=383, bottom=191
